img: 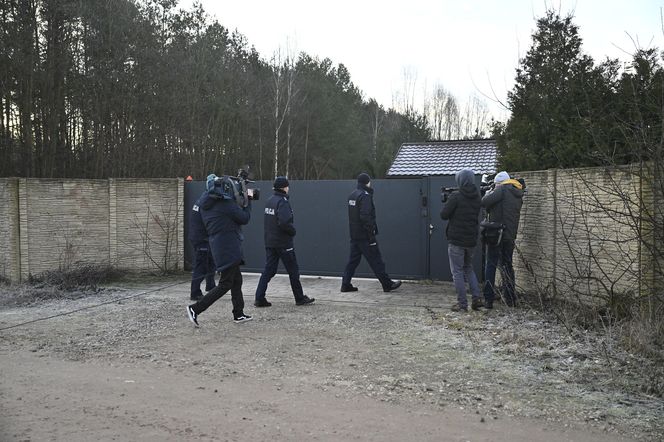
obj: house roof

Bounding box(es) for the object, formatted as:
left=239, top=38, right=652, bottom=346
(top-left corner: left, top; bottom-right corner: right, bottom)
left=387, top=139, right=498, bottom=177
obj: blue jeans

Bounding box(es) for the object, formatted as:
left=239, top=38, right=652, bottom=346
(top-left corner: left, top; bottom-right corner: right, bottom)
left=190, top=245, right=216, bottom=298
left=483, top=239, right=516, bottom=306
left=255, top=248, right=305, bottom=302
left=448, top=244, right=481, bottom=308
left=342, top=239, right=392, bottom=290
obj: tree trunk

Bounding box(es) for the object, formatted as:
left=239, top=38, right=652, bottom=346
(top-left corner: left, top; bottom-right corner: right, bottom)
left=286, top=120, right=291, bottom=177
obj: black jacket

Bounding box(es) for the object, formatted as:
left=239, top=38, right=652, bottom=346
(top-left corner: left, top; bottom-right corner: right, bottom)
left=440, top=170, right=481, bottom=248
left=200, top=196, right=252, bottom=272
left=348, top=184, right=378, bottom=241
left=481, top=180, right=524, bottom=241
left=188, top=191, right=211, bottom=249
left=264, top=190, right=296, bottom=249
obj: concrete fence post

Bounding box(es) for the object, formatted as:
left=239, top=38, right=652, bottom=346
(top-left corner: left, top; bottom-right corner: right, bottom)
left=177, top=177, right=184, bottom=271
left=18, top=178, right=29, bottom=281
left=0, top=179, right=21, bottom=282
left=109, top=178, right=118, bottom=266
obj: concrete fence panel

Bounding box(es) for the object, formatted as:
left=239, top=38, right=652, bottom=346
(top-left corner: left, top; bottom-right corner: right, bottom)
left=0, top=178, right=183, bottom=282
left=18, top=179, right=111, bottom=279
left=513, top=164, right=659, bottom=306
left=110, top=178, right=183, bottom=273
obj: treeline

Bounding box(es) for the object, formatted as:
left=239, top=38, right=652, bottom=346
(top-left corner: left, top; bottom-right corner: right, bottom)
left=0, top=0, right=432, bottom=179
left=495, top=11, right=664, bottom=171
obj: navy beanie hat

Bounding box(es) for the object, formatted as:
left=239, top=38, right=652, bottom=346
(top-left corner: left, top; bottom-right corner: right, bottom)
left=357, top=173, right=371, bottom=185
left=273, top=176, right=289, bottom=189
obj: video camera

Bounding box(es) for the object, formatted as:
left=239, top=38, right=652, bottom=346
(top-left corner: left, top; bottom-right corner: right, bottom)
left=208, top=168, right=260, bottom=207
left=480, top=173, right=495, bottom=196
left=441, top=186, right=458, bottom=202
left=480, top=181, right=494, bottom=196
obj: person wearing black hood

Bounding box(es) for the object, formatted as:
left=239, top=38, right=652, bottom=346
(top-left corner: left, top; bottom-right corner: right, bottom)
left=481, top=170, right=524, bottom=308
left=440, top=169, right=483, bottom=312
left=254, top=177, right=315, bottom=307
left=341, top=173, right=401, bottom=293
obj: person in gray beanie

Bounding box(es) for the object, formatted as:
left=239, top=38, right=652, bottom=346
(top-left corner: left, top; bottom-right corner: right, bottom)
left=481, top=170, right=524, bottom=308
left=341, top=173, right=401, bottom=293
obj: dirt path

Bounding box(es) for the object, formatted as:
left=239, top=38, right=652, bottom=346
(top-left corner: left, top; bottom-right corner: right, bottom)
left=0, top=350, right=628, bottom=442
left=0, top=275, right=661, bottom=441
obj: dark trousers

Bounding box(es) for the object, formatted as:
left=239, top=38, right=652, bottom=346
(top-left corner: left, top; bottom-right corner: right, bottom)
left=342, top=239, right=391, bottom=290
left=190, top=246, right=217, bottom=297
left=191, top=264, right=244, bottom=318
left=255, top=247, right=304, bottom=302
left=483, top=239, right=516, bottom=306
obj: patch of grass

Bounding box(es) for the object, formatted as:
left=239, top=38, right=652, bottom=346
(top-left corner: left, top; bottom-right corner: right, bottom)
left=29, top=263, right=123, bottom=290
left=517, top=290, right=664, bottom=398
left=0, top=264, right=124, bottom=308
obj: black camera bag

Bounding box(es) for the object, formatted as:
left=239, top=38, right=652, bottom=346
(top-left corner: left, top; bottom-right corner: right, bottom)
left=480, top=221, right=505, bottom=246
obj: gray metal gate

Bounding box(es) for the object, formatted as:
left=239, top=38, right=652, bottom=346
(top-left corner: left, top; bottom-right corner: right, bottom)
left=184, top=179, right=428, bottom=280
left=184, top=177, right=484, bottom=281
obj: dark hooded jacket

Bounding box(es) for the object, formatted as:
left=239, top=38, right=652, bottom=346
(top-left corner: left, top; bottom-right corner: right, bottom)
left=440, top=169, right=481, bottom=248
left=199, top=196, right=251, bottom=272
left=481, top=179, right=524, bottom=241
left=348, top=183, right=378, bottom=241
left=188, top=191, right=211, bottom=249
left=264, top=189, right=296, bottom=249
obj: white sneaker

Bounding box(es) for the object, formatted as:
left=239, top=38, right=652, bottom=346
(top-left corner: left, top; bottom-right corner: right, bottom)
left=233, top=314, right=253, bottom=323
left=186, top=306, right=199, bottom=327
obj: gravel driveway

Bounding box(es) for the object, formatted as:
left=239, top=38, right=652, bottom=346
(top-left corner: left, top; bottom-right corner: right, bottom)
left=1, top=274, right=662, bottom=441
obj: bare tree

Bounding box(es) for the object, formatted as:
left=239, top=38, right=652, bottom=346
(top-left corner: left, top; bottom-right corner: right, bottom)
left=368, top=99, right=383, bottom=162
left=393, top=67, right=418, bottom=116
left=269, top=45, right=299, bottom=178
left=462, top=95, right=490, bottom=138
left=426, top=85, right=453, bottom=140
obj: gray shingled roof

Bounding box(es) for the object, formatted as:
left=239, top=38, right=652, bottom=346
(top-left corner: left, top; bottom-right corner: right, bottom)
left=387, top=139, right=498, bottom=177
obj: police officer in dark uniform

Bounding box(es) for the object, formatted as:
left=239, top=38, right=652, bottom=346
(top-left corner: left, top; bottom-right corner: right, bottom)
left=254, top=177, right=315, bottom=307
left=341, top=173, right=401, bottom=293
left=188, top=190, right=216, bottom=301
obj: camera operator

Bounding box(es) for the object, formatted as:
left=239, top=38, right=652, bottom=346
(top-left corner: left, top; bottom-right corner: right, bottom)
left=481, top=170, right=524, bottom=308
left=254, top=177, right=315, bottom=307
left=341, top=173, right=401, bottom=293
left=188, top=189, right=216, bottom=301
left=440, top=169, right=483, bottom=312
left=187, top=174, right=253, bottom=326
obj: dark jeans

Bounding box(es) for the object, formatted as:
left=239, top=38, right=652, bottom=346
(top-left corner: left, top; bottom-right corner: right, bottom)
left=342, top=239, right=392, bottom=290
left=191, top=264, right=244, bottom=318
left=448, top=244, right=480, bottom=308
left=255, top=247, right=305, bottom=302
left=190, top=246, right=216, bottom=298
left=483, top=239, right=516, bottom=306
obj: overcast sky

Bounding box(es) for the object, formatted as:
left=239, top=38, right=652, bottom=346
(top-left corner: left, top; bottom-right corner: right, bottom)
left=183, top=0, right=663, bottom=120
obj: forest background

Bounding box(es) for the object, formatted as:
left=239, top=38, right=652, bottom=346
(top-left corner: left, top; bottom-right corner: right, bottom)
left=1, top=0, right=662, bottom=180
